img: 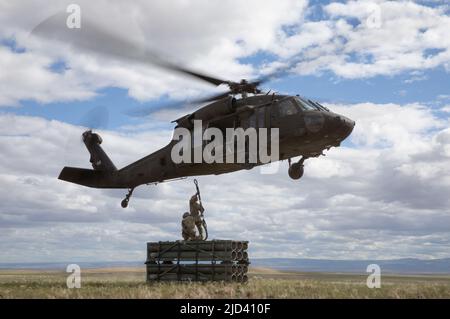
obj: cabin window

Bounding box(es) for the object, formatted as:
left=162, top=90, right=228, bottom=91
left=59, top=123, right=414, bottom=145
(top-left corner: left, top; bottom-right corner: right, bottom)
left=279, top=99, right=299, bottom=116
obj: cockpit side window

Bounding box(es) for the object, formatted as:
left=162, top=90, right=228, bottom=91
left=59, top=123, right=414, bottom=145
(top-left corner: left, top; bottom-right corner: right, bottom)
left=306, top=99, right=329, bottom=111
left=309, top=100, right=323, bottom=110
left=295, top=97, right=318, bottom=111
left=278, top=98, right=299, bottom=116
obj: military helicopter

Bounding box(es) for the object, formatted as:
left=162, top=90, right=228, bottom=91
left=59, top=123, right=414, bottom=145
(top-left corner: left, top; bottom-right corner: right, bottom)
left=58, top=63, right=355, bottom=208
left=32, top=12, right=355, bottom=207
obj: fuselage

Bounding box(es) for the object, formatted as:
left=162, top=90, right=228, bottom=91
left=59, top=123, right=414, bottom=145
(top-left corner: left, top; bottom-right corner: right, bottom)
left=118, top=94, right=355, bottom=187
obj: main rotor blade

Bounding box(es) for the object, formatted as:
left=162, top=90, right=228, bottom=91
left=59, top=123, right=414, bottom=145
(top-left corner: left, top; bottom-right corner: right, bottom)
left=127, top=90, right=232, bottom=118
left=31, top=11, right=229, bottom=87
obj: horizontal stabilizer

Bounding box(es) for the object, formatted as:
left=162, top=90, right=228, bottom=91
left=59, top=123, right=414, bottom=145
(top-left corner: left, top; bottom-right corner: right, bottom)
left=58, top=167, right=127, bottom=188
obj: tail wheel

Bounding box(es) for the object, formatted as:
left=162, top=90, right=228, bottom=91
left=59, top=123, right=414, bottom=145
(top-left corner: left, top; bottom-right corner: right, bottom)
left=121, top=187, right=134, bottom=208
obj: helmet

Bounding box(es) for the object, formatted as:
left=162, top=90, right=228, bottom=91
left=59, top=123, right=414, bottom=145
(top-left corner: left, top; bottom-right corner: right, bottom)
left=182, top=212, right=189, bottom=219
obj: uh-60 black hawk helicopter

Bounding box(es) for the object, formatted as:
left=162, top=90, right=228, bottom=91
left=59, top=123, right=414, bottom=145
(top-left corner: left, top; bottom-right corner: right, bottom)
left=58, top=62, right=355, bottom=208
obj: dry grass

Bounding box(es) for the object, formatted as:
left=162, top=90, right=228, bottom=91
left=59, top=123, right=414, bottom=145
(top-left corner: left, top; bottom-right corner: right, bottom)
left=0, top=267, right=449, bottom=299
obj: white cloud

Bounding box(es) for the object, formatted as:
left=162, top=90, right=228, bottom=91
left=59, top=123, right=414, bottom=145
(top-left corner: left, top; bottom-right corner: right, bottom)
left=0, top=47, right=96, bottom=106
left=330, top=102, right=445, bottom=154
left=1, top=1, right=450, bottom=262
left=1, top=0, right=450, bottom=107
left=270, top=0, right=450, bottom=78
left=0, top=0, right=308, bottom=106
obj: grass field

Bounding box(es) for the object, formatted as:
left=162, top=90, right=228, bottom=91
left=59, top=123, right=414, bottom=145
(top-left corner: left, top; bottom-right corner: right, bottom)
left=1, top=267, right=449, bottom=299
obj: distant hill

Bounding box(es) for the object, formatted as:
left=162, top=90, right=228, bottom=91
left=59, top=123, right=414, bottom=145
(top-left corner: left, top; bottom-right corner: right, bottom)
left=0, top=261, right=142, bottom=270
left=251, top=258, right=450, bottom=274
left=1, top=258, right=449, bottom=274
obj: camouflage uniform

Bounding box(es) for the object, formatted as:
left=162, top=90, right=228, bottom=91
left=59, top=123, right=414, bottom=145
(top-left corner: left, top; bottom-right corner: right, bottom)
left=189, top=194, right=205, bottom=239
left=181, top=212, right=197, bottom=241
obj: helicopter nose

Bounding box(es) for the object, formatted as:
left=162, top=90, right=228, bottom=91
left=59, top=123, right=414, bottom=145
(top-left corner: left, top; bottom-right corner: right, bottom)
left=327, top=114, right=355, bottom=142
left=338, top=115, right=355, bottom=140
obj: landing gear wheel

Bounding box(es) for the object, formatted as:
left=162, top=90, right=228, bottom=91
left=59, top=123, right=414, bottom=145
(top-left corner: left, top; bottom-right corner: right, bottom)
left=288, top=157, right=307, bottom=180
left=121, top=198, right=129, bottom=208
left=288, top=162, right=304, bottom=180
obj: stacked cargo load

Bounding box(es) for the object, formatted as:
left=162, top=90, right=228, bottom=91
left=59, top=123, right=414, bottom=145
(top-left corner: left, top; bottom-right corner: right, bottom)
left=146, top=240, right=249, bottom=282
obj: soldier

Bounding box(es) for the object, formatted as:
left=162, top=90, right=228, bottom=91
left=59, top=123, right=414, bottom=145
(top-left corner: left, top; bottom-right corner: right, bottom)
left=181, top=212, right=198, bottom=241
left=189, top=193, right=205, bottom=239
